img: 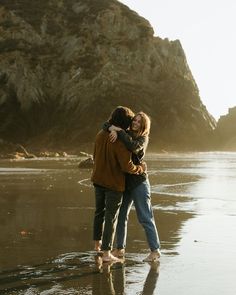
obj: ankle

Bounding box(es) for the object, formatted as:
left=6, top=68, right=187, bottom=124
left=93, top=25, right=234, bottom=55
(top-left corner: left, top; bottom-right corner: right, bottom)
left=151, top=249, right=161, bottom=256
left=94, top=240, right=102, bottom=251
left=103, top=250, right=111, bottom=257
left=112, top=248, right=125, bottom=257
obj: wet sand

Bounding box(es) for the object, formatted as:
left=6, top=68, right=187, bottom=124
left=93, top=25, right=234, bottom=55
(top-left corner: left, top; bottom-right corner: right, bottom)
left=0, top=152, right=236, bottom=294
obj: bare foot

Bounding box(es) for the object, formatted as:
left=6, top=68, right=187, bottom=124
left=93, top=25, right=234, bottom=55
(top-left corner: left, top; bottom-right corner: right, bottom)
left=112, top=248, right=125, bottom=258
left=143, top=249, right=161, bottom=262
left=102, top=253, right=121, bottom=263
left=94, top=240, right=102, bottom=252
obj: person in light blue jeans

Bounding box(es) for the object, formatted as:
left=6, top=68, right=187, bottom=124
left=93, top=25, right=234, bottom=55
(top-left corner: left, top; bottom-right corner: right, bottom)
left=116, top=178, right=160, bottom=254
left=104, top=111, right=161, bottom=261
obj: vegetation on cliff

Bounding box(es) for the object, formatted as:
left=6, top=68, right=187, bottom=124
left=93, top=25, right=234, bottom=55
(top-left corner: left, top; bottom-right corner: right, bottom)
left=0, top=0, right=226, bottom=155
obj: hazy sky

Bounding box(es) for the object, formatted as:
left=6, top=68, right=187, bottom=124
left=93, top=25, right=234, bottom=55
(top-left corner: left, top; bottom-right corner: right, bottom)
left=119, top=0, right=236, bottom=120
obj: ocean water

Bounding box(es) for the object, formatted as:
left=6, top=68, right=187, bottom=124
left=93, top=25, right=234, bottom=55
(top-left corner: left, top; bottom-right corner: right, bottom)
left=0, top=152, right=236, bottom=294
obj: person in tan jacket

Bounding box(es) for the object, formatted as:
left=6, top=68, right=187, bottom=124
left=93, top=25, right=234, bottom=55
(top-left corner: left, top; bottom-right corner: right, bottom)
left=91, top=106, right=145, bottom=262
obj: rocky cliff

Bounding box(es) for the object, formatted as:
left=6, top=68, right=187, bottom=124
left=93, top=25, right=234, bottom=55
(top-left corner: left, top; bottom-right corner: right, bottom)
left=0, top=0, right=216, bottom=153
left=214, top=107, right=236, bottom=150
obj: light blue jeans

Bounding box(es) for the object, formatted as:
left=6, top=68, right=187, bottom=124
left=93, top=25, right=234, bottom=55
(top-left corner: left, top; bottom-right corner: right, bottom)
left=116, top=179, right=160, bottom=251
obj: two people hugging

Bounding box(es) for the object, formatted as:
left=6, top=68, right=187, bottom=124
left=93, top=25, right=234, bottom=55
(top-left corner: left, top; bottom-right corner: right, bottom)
left=91, top=106, right=161, bottom=262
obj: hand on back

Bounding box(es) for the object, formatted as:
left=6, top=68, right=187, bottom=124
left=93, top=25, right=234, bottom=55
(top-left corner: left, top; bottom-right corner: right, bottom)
left=109, top=130, right=118, bottom=143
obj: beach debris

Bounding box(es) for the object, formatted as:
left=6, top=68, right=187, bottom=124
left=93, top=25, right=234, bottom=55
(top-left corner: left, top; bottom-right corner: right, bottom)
left=79, top=151, right=92, bottom=157
left=20, top=230, right=28, bottom=236
left=38, top=151, right=68, bottom=157
left=8, top=144, right=36, bottom=159
left=20, top=230, right=33, bottom=237
left=46, top=184, right=54, bottom=190
left=78, top=157, right=94, bottom=168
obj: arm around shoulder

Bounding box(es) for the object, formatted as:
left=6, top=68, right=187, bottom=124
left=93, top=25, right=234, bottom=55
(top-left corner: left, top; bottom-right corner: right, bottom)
left=117, top=131, right=147, bottom=154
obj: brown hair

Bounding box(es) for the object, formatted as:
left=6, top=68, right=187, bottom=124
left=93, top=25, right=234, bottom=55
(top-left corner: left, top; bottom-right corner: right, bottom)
left=132, top=112, right=151, bottom=137
left=108, top=106, right=135, bottom=130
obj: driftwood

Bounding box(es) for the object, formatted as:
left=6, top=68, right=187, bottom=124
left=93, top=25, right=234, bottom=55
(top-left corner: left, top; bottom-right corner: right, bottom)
left=0, top=140, right=68, bottom=159
left=15, top=144, right=36, bottom=158
left=0, top=142, right=36, bottom=159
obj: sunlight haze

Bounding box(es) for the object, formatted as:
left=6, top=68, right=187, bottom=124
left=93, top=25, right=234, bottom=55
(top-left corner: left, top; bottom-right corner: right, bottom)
left=119, top=0, right=236, bottom=120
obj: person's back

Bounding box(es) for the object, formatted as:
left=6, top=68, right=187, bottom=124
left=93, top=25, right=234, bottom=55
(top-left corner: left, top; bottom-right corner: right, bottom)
left=92, top=129, right=142, bottom=192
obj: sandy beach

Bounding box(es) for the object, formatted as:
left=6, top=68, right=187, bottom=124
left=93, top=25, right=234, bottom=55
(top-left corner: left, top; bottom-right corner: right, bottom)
left=0, top=152, right=236, bottom=294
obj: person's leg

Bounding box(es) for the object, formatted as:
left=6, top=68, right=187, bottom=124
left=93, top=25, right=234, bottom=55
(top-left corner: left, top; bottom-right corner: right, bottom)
left=101, top=189, right=123, bottom=261
left=115, top=190, right=133, bottom=252
left=93, top=186, right=106, bottom=251
left=132, top=180, right=161, bottom=255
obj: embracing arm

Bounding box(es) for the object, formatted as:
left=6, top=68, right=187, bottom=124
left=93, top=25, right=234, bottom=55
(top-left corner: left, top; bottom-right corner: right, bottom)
left=102, top=121, right=123, bottom=132
left=102, top=121, right=111, bottom=132
left=116, top=144, right=144, bottom=175
left=117, top=130, right=147, bottom=154
left=102, top=121, right=148, bottom=155
left=102, top=122, right=123, bottom=143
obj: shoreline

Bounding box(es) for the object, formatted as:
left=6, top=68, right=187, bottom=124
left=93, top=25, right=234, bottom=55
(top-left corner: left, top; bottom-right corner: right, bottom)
left=0, top=152, right=236, bottom=294
left=1, top=136, right=236, bottom=160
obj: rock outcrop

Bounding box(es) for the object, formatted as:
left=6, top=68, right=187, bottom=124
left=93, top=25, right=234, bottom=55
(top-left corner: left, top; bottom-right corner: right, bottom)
left=0, top=0, right=216, bottom=152
left=214, top=107, right=236, bottom=150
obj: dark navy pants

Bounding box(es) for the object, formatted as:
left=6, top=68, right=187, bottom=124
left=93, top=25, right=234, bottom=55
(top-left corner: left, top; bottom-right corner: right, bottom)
left=93, top=185, right=123, bottom=251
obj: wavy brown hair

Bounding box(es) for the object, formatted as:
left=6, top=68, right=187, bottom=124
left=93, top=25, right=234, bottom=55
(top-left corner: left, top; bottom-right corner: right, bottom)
left=132, top=112, right=151, bottom=137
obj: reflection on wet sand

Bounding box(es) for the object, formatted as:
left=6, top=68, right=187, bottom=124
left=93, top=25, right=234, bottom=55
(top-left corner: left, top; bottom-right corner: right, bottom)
left=0, top=156, right=192, bottom=294
left=92, top=256, right=160, bottom=295
left=93, top=255, right=125, bottom=295
left=0, top=157, right=192, bottom=270
left=0, top=252, right=160, bottom=295
left=2, top=153, right=235, bottom=294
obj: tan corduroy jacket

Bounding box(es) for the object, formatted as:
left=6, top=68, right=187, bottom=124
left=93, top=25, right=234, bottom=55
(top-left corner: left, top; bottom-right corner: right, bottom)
left=91, top=130, right=143, bottom=192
